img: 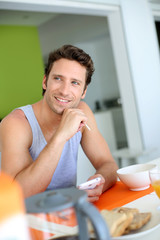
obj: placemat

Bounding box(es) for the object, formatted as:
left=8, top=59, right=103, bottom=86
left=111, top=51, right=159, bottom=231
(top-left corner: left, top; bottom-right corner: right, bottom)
left=94, top=181, right=154, bottom=211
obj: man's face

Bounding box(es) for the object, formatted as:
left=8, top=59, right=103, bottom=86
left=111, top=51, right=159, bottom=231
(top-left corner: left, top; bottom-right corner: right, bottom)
left=43, top=58, right=87, bottom=115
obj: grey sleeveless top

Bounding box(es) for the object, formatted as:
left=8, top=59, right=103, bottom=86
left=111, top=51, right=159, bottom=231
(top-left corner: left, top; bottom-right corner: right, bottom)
left=18, top=105, right=82, bottom=190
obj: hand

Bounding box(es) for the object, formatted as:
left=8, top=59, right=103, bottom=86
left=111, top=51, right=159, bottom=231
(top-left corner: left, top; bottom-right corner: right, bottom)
left=85, top=174, right=105, bottom=203
left=56, top=108, right=88, bottom=142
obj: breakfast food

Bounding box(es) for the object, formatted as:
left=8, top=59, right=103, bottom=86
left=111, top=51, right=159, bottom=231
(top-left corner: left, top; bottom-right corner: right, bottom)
left=127, top=212, right=151, bottom=230
left=88, top=207, right=151, bottom=237
left=100, top=209, right=133, bottom=237
left=113, top=207, right=151, bottom=234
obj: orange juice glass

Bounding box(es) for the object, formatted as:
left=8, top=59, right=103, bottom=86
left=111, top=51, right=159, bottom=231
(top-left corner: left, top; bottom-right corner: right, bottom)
left=149, top=167, right=160, bottom=199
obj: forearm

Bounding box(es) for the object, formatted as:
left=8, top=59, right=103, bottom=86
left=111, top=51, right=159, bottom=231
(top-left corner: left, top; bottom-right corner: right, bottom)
left=15, top=135, right=66, bottom=198
left=95, top=161, right=118, bottom=192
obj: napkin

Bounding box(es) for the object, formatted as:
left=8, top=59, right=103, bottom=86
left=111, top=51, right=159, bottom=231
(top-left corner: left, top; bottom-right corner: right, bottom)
left=94, top=181, right=154, bottom=211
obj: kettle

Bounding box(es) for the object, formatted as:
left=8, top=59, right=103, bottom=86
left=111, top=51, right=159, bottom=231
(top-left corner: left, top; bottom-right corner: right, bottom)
left=25, top=187, right=110, bottom=240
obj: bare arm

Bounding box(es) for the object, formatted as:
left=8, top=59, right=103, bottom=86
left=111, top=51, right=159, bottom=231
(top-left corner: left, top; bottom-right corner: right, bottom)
left=0, top=108, right=87, bottom=198
left=80, top=102, right=118, bottom=202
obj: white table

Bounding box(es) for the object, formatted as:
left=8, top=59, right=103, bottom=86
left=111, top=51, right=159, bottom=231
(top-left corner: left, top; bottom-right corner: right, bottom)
left=119, top=157, right=160, bottom=240
left=26, top=158, right=160, bottom=240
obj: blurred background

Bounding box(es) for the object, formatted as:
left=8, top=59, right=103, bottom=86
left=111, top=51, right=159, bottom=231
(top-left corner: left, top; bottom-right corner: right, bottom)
left=1, top=0, right=160, bottom=176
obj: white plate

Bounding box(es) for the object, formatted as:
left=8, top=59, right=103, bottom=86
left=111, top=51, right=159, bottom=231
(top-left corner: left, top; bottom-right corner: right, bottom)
left=113, top=192, right=160, bottom=240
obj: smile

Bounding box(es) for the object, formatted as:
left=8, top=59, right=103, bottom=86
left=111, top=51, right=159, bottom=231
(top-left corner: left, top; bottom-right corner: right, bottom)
left=55, top=97, right=70, bottom=103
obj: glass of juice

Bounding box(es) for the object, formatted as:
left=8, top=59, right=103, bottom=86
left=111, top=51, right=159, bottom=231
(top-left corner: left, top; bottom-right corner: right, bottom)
left=149, top=166, right=160, bottom=202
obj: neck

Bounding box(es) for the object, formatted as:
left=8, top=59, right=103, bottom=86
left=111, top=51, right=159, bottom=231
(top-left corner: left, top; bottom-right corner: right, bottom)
left=32, top=99, right=62, bottom=131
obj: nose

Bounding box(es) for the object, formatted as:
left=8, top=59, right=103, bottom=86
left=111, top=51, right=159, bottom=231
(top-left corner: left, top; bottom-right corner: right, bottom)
left=59, top=81, right=70, bottom=96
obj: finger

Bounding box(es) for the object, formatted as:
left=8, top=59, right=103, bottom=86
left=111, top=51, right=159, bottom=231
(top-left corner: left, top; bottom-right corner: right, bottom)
left=86, top=187, right=103, bottom=197
left=87, top=174, right=105, bottom=184
left=87, top=196, right=99, bottom=203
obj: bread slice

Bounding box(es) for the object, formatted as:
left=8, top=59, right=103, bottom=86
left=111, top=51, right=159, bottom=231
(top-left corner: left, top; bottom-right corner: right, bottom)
left=113, top=207, right=151, bottom=233
left=88, top=207, right=151, bottom=237
left=112, top=213, right=133, bottom=237
left=88, top=209, right=133, bottom=237
left=100, top=209, right=130, bottom=237
left=127, top=212, right=151, bottom=230
left=113, top=207, right=139, bottom=215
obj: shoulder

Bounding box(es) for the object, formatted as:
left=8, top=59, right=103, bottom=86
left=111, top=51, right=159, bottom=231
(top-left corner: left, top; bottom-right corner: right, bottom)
left=1, top=109, right=29, bottom=129
left=78, top=101, right=97, bottom=134
left=78, top=101, right=95, bottom=122
left=0, top=109, right=32, bottom=148
left=78, top=101, right=92, bottom=114
left=78, top=101, right=88, bottom=109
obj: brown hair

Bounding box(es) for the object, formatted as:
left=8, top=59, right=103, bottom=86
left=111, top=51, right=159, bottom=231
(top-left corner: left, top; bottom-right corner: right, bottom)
left=42, top=44, right=95, bottom=95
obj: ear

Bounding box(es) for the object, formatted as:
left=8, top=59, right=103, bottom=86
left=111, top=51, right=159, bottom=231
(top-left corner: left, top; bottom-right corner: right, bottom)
left=81, top=87, right=87, bottom=99
left=42, top=75, right=47, bottom=90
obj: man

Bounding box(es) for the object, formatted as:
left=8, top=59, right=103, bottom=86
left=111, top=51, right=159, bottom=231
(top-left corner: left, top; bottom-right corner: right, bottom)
left=0, top=45, right=118, bottom=202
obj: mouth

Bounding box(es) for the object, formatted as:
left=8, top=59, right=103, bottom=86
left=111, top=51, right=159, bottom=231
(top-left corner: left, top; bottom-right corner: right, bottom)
left=55, top=97, right=71, bottom=104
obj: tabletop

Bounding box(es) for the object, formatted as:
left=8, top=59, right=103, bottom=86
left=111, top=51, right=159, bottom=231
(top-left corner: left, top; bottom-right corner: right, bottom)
left=141, top=157, right=160, bottom=240
left=26, top=158, right=160, bottom=240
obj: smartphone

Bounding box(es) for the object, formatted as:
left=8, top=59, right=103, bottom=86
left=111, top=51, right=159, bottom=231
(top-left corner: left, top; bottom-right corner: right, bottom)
left=78, top=177, right=101, bottom=190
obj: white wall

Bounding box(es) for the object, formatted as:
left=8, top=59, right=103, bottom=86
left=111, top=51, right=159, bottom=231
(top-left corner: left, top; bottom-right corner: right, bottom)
left=76, top=36, right=119, bottom=111
left=120, top=0, right=160, bottom=151
left=38, top=14, right=110, bottom=62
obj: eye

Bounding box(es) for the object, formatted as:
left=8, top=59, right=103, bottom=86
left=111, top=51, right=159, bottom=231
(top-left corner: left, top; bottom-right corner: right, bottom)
left=72, top=81, right=79, bottom=85
left=54, top=76, right=61, bottom=81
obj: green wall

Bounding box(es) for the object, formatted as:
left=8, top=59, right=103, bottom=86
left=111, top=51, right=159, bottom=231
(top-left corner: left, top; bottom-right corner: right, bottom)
left=0, top=25, right=44, bottom=119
